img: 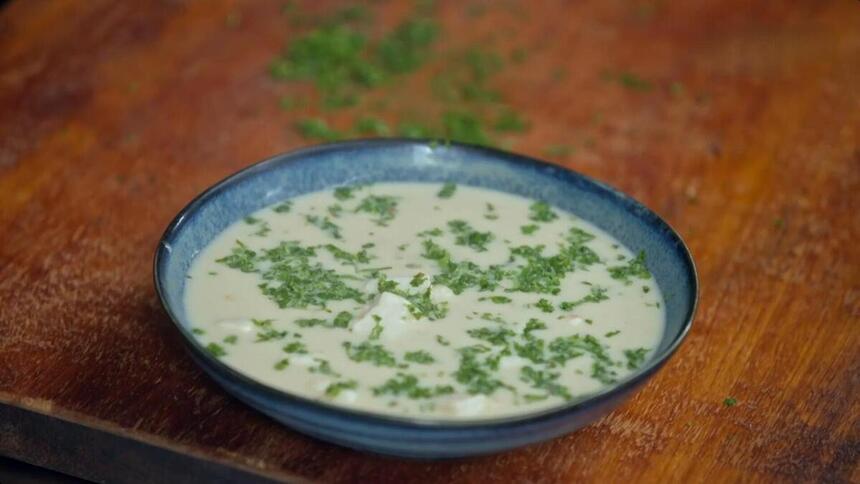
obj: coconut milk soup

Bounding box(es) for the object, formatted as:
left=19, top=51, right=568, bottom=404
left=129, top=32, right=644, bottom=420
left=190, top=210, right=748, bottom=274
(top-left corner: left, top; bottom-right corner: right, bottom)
left=184, top=182, right=664, bottom=420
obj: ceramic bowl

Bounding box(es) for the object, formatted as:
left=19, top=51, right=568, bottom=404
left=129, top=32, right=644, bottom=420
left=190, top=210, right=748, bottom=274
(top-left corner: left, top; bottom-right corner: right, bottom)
left=153, top=139, right=697, bottom=458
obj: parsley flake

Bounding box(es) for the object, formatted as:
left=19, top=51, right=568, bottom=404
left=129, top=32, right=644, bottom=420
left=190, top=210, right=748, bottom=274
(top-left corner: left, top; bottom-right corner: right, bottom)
left=437, top=183, right=457, bottom=198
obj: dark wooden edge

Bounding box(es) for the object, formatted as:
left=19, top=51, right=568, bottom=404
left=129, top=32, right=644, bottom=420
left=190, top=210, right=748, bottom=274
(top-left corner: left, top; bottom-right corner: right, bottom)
left=0, top=398, right=301, bottom=484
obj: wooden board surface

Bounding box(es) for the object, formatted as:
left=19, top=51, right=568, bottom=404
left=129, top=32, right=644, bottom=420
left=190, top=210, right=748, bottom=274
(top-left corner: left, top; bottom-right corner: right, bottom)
left=0, top=0, right=858, bottom=482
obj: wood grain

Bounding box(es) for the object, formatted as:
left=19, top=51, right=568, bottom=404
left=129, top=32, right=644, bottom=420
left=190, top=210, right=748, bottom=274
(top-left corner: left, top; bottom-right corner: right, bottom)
left=0, top=0, right=858, bottom=482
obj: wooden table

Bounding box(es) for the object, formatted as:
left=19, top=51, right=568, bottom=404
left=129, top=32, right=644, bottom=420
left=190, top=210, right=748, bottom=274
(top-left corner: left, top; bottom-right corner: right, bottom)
left=1, top=1, right=857, bottom=482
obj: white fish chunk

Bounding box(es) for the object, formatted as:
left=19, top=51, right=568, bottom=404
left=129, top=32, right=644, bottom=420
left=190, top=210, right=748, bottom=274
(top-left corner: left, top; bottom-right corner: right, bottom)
left=215, top=318, right=254, bottom=333
left=351, top=292, right=416, bottom=340
left=450, top=395, right=487, bottom=417
left=430, top=284, right=454, bottom=302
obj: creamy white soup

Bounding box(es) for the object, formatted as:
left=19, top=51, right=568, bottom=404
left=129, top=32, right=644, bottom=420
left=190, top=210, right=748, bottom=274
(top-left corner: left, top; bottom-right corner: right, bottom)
left=184, top=182, right=664, bottom=420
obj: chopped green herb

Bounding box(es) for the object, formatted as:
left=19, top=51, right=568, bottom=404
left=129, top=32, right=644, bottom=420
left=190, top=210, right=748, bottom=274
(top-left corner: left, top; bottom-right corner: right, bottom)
left=442, top=110, right=491, bottom=146
left=309, top=358, right=339, bottom=376
left=410, top=272, right=427, bottom=287
left=605, top=330, right=621, bottom=338
left=343, top=341, right=397, bottom=367
left=325, top=380, right=358, bottom=398
left=223, top=335, right=238, bottom=345
left=306, top=215, right=342, bottom=239
left=294, top=118, right=342, bottom=141
left=535, top=298, right=554, bottom=313
left=355, top=195, right=398, bottom=225
left=608, top=250, right=651, bottom=285
left=520, top=366, right=571, bottom=400
left=273, top=201, right=293, bottom=213
left=398, top=121, right=437, bottom=138
left=216, top=240, right=257, bottom=273
left=269, top=23, right=377, bottom=106
left=324, top=244, right=372, bottom=266
left=283, top=341, right=308, bottom=354
left=559, top=286, right=609, bottom=311
left=422, top=239, right=506, bottom=294
left=528, top=201, right=558, bottom=222
left=508, top=239, right=598, bottom=295
left=206, top=343, right=227, bottom=357
left=404, top=350, right=435, bottom=364
left=418, top=227, right=443, bottom=237
left=523, top=318, right=547, bottom=339
left=191, top=328, right=205, bottom=336
left=606, top=71, right=653, bottom=91
left=354, top=116, right=390, bottom=136
left=334, top=186, right=357, bottom=200
left=274, top=358, right=290, bottom=370
left=437, top=182, right=457, bottom=199
left=436, top=335, right=450, bottom=346
left=494, top=109, right=529, bottom=132
left=376, top=275, right=449, bottom=320
left=468, top=326, right=515, bottom=347
left=250, top=241, right=364, bottom=309
left=623, top=347, right=649, bottom=369
left=373, top=373, right=454, bottom=399
left=375, top=18, right=439, bottom=75
left=332, top=311, right=352, bottom=328
left=253, top=318, right=288, bottom=342
left=369, top=315, right=384, bottom=340
left=252, top=221, right=271, bottom=237
left=448, top=219, right=494, bottom=252
left=463, top=48, right=503, bottom=82
left=723, top=397, right=738, bottom=407
left=590, top=361, right=618, bottom=384
left=293, top=318, right=329, bottom=328
left=546, top=333, right=619, bottom=384
left=549, top=334, right=613, bottom=368
left=520, top=224, right=539, bottom=235
left=455, top=346, right=509, bottom=395
left=480, top=312, right=508, bottom=324
left=484, top=203, right=498, bottom=220
left=294, top=310, right=353, bottom=330
left=514, top=338, right=545, bottom=363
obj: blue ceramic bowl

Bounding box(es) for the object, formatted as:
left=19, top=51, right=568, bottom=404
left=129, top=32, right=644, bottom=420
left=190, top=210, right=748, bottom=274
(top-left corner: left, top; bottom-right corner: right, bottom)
left=153, top=139, right=697, bottom=458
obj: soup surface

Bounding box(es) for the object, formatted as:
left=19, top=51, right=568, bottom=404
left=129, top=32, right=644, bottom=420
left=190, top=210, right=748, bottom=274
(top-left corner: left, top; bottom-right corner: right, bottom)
left=185, top=182, right=664, bottom=420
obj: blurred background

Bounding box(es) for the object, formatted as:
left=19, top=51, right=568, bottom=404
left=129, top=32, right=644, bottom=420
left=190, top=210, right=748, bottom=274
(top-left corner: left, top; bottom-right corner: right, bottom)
left=0, top=1, right=857, bottom=482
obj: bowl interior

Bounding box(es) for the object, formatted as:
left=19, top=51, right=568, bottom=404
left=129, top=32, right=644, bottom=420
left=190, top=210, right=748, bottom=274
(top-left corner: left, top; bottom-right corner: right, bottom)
left=156, top=140, right=696, bottom=408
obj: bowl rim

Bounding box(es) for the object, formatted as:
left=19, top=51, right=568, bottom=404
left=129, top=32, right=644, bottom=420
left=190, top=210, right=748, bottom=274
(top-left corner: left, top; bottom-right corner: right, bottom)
left=153, top=138, right=698, bottom=429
